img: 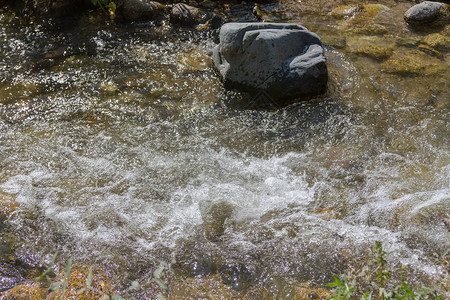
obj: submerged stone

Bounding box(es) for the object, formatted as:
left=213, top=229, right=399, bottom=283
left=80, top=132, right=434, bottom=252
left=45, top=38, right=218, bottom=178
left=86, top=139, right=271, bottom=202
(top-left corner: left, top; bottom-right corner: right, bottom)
left=347, top=36, right=394, bottom=60
left=213, top=22, right=328, bottom=108
left=380, top=50, right=447, bottom=76
left=404, top=1, right=450, bottom=27
left=200, top=201, right=234, bottom=241
left=219, top=262, right=255, bottom=292
left=331, top=4, right=392, bottom=35
left=0, top=193, right=18, bottom=223
left=421, top=33, right=450, bottom=51
left=331, top=4, right=389, bottom=21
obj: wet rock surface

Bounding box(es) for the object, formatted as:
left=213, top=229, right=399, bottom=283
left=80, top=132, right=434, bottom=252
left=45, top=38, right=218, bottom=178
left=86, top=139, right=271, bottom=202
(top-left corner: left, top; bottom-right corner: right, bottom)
left=404, top=1, right=450, bottom=27
left=213, top=22, right=328, bottom=107
left=170, top=3, right=210, bottom=26
left=123, top=0, right=166, bottom=22
left=219, top=262, right=255, bottom=291
left=0, top=193, right=18, bottom=225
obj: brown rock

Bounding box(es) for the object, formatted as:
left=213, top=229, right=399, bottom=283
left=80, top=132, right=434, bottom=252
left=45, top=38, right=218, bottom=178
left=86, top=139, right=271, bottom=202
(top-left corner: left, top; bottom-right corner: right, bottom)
left=123, top=0, right=166, bottom=22
left=171, top=3, right=210, bottom=26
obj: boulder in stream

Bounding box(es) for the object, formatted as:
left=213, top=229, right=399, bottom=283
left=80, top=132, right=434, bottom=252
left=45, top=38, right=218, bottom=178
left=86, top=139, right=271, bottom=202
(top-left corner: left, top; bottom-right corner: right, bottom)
left=170, top=3, right=211, bottom=26
left=123, top=0, right=166, bottom=22
left=213, top=22, right=328, bottom=108
left=404, top=1, right=450, bottom=27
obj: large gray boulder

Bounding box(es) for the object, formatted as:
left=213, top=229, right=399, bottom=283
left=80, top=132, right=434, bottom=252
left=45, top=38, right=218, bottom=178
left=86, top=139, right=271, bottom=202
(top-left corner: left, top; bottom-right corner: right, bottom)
left=404, top=1, right=450, bottom=27
left=213, top=23, right=328, bottom=107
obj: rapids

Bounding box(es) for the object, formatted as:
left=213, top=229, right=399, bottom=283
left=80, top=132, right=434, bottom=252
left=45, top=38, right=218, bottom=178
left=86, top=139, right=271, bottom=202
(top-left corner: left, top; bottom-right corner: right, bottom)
left=0, top=2, right=449, bottom=298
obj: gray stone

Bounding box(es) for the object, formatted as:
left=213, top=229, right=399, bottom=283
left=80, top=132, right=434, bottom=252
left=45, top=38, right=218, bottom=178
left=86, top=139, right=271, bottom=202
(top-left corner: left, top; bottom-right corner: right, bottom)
left=170, top=3, right=210, bottom=26
left=122, top=0, right=166, bottom=22
left=213, top=23, right=328, bottom=107
left=404, top=1, right=450, bottom=26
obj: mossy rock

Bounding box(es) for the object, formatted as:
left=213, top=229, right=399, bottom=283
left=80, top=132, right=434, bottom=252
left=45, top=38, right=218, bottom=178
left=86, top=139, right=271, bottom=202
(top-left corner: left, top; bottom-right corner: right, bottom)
left=321, top=36, right=346, bottom=49
left=0, top=281, right=47, bottom=300
left=331, top=4, right=388, bottom=20
left=347, top=36, right=394, bottom=59
left=380, top=50, right=447, bottom=76
left=331, top=4, right=391, bottom=35
left=294, top=283, right=331, bottom=299
left=421, top=33, right=450, bottom=51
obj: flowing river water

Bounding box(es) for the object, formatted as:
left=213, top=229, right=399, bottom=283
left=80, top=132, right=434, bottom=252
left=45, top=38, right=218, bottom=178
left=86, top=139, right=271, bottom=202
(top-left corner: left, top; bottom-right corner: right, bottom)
left=0, top=1, right=449, bottom=298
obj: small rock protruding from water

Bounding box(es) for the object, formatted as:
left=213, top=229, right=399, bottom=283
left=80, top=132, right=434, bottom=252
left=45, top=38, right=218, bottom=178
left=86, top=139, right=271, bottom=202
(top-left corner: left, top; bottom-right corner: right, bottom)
left=170, top=3, right=210, bottom=26
left=213, top=22, right=328, bottom=109
left=200, top=201, right=234, bottom=241
left=404, top=1, right=450, bottom=27
left=123, top=0, right=166, bottom=22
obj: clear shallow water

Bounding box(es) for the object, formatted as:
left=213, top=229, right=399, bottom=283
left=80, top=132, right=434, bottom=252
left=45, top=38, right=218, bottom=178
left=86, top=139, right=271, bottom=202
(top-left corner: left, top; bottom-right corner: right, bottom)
left=0, top=6, right=449, bottom=297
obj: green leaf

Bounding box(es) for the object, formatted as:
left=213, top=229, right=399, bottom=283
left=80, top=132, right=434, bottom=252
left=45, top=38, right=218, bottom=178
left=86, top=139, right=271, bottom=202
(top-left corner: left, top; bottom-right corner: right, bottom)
left=36, top=252, right=59, bottom=282
left=65, top=258, right=73, bottom=279
left=86, top=266, right=93, bottom=288
left=108, top=2, right=116, bottom=10
left=153, top=264, right=165, bottom=279
left=61, top=280, right=68, bottom=295
left=327, top=275, right=342, bottom=287
left=49, top=281, right=63, bottom=292
left=50, top=252, right=59, bottom=265
left=154, top=278, right=169, bottom=291
left=128, top=280, right=140, bottom=291
left=35, top=268, right=51, bottom=282
left=91, top=0, right=98, bottom=5
left=77, top=287, right=86, bottom=294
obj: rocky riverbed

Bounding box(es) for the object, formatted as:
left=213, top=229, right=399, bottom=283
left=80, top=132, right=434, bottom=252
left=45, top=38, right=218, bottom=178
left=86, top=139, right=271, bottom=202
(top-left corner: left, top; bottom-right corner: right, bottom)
left=0, top=0, right=449, bottom=299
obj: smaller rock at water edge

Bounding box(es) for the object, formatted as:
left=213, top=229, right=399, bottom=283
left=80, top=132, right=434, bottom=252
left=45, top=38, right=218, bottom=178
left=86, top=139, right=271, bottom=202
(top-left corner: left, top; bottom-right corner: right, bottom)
left=213, top=22, right=328, bottom=108
left=122, top=0, right=166, bottom=22
left=170, top=3, right=211, bottom=26
left=404, top=1, right=450, bottom=27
